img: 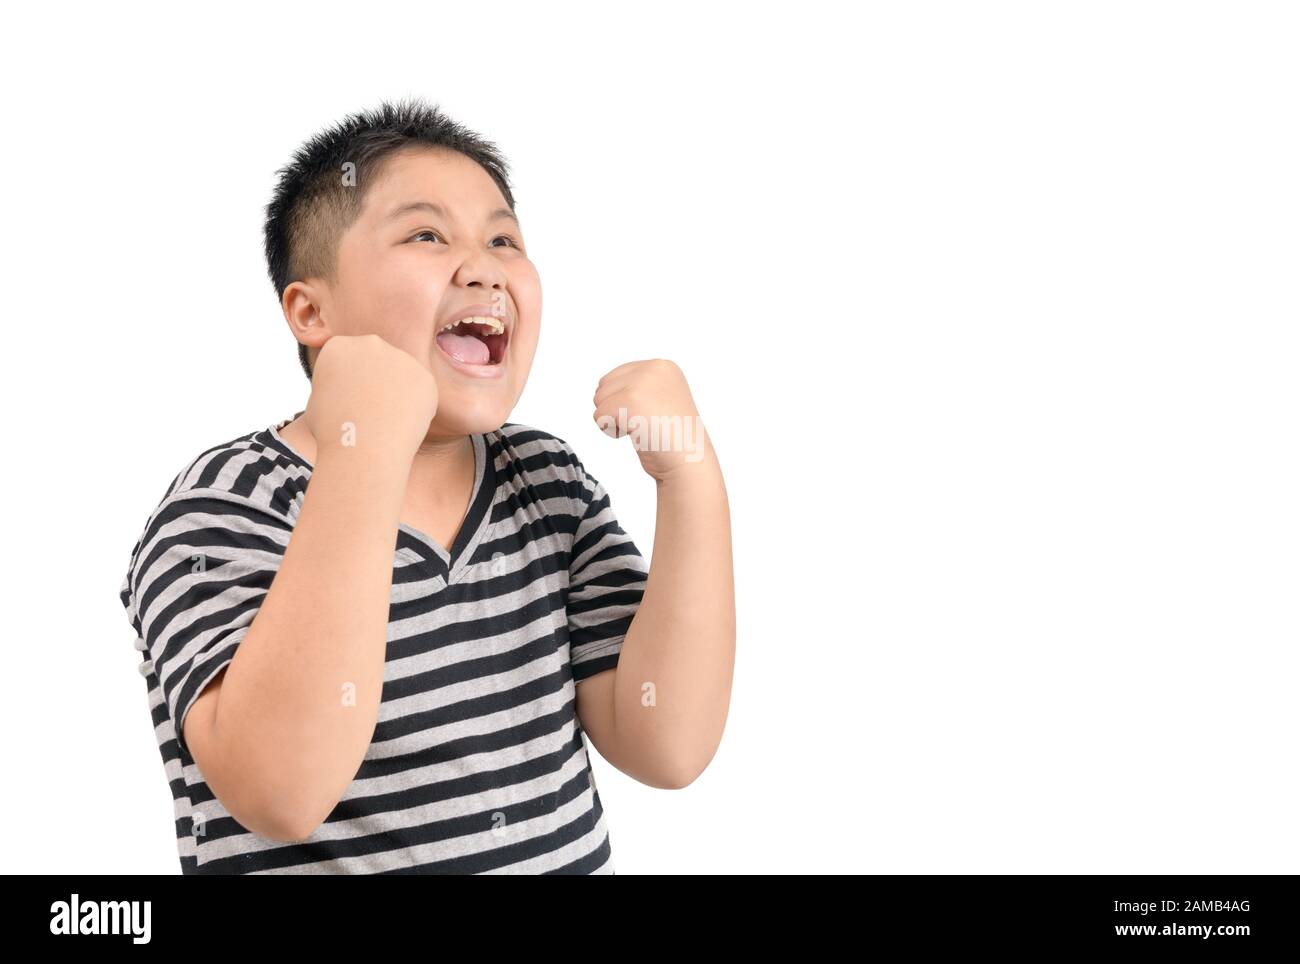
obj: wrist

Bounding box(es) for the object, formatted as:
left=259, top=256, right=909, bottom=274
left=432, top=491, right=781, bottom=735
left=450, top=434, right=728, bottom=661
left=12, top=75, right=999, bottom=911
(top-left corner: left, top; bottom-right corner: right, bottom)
left=314, top=438, right=415, bottom=482
left=653, top=447, right=724, bottom=493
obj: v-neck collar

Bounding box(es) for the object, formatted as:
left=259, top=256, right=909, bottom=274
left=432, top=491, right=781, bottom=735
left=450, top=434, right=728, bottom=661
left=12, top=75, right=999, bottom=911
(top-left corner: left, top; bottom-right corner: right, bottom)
left=262, top=411, right=497, bottom=584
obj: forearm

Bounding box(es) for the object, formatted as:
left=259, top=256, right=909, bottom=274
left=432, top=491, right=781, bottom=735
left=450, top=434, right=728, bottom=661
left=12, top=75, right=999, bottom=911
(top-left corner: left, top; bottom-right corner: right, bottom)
left=208, top=445, right=411, bottom=834
left=613, top=431, right=736, bottom=785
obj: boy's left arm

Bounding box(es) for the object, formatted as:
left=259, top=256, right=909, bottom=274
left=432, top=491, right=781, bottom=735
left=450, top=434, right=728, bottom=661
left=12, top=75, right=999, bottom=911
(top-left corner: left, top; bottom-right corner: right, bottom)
left=575, top=359, right=736, bottom=789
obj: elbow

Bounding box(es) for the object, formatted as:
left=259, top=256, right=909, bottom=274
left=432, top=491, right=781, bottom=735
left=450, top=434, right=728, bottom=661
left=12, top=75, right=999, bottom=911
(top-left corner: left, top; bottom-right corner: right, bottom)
left=254, top=798, right=330, bottom=844
left=619, top=733, right=718, bottom=790
left=191, top=703, right=343, bottom=843
left=220, top=778, right=336, bottom=843
left=266, top=784, right=343, bottom=842
left=658, top=735, right=724, bottom=789
left=665, top=763, right=704, bottom=790
left=619, top=755, right=701, bottom=791
left=268, top=821, right=322, bottom=845
left=649, top=755, right=708, bottom=790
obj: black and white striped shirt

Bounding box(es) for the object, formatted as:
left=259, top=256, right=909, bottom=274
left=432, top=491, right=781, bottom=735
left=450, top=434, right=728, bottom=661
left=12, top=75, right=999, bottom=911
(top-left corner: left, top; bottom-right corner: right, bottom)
left=118, top=414, right=648, bottom=874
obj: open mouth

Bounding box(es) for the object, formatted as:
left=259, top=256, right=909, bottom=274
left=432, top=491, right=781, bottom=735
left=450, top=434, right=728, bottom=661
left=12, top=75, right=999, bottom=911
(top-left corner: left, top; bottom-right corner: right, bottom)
left=434, top=315, right=509, bottom=368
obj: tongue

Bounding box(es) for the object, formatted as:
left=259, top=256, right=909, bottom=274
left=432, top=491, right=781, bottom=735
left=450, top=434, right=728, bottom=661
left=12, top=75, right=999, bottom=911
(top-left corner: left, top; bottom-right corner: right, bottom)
left=436, top=330, right=490, bottom=365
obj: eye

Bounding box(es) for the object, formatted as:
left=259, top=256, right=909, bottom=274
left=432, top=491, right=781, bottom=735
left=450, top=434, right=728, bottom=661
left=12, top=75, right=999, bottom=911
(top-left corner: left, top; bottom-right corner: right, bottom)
left=410, top=230, right=520, bottom=250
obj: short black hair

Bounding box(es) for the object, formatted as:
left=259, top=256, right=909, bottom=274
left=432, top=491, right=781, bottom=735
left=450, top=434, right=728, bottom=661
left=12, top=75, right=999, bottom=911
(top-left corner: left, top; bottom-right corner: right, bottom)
left=262, top=97, right=517, bottom=380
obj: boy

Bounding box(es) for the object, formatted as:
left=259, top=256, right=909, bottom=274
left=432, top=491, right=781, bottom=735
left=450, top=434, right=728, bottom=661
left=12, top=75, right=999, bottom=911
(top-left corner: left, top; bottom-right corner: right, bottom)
left=118, top=99, right=735, bottom=874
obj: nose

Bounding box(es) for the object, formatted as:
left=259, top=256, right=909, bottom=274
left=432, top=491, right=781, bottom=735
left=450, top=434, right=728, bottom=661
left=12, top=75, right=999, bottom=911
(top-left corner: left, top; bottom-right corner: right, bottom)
left=451, top=245, right=508, bottom=293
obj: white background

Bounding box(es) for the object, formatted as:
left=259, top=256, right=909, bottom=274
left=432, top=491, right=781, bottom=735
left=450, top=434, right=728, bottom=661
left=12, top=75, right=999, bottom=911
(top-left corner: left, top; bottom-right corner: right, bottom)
left=1, top=1, right=1296, bottom=873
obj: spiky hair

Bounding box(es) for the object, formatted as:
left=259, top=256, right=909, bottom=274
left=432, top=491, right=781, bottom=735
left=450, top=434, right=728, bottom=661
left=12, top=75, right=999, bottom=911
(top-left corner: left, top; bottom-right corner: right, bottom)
left=262, top=98, right=516, bottom=380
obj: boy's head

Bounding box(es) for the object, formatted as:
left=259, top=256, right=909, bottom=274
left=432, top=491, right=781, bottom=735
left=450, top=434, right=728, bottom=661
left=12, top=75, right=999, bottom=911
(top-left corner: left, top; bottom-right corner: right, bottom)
left=263, top=98, right=541, bottom=435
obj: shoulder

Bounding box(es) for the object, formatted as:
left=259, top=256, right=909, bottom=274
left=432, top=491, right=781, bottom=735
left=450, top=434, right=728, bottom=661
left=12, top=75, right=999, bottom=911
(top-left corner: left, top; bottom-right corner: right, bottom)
left=493, top=421, right=610, bottom=510
left=119, top=421, right=301, bottom=630
left=152, top=424, right=306, bottom=518
left=496, top=421, right=586, bottom=479
left=122, top=423, right=301, bottom=571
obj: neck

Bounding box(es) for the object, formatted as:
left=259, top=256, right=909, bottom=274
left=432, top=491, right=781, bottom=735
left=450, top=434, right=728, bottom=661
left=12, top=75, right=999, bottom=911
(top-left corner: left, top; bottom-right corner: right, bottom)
left=280, top=413, right=472, bottom=505
left=408, top=432, right=474, bottom=495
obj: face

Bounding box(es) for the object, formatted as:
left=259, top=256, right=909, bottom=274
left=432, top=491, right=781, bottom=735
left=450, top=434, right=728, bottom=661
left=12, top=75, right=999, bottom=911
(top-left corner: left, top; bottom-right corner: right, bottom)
left=288, top=146, right=541, bottom=437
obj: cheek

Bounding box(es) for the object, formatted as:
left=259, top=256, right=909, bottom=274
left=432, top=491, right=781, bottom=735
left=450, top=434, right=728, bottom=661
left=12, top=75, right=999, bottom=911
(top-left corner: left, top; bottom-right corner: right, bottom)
left=383, top=256, right=446, bottom=310
left=365, top=259, right=447, bottom=344
left=512, top=262, right=542, bottom=314
left=508, top=267, right=542, bottom=338
left=511, top=328, right=540, bottom=373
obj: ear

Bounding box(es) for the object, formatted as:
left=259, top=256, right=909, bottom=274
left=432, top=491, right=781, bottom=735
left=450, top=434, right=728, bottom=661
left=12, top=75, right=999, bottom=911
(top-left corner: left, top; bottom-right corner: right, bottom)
left=282, top=280, right=332, bottom=356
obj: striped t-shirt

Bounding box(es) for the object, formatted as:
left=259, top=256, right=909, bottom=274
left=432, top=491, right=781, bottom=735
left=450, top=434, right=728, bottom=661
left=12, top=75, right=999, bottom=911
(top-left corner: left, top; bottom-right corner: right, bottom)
left=118, top=413, right=649, bottom=874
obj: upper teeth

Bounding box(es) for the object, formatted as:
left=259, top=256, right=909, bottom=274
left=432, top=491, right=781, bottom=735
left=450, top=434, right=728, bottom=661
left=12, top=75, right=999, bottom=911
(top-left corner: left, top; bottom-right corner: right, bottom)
left=441, top=315, right=505, bottom=335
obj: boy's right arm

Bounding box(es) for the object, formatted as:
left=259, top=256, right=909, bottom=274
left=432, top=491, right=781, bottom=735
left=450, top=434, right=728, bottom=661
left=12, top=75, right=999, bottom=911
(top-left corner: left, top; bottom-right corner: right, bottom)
left=182, top=334, right=438, bottom=843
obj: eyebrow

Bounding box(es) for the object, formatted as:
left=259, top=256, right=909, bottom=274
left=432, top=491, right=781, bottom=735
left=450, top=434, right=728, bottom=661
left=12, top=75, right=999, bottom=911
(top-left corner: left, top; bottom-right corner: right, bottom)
left=384, top=200, right=519, bottom=228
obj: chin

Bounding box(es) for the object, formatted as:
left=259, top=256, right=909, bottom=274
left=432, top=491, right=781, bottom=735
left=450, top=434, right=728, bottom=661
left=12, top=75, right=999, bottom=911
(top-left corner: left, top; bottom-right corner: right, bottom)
left=432, top=396, right=515, bottom=436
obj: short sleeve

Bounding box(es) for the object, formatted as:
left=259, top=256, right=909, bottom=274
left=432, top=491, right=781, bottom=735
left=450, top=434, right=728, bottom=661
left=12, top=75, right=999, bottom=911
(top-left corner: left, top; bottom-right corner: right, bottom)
left=566, top=461, right=649, bottom=683
left=119, top=488, right=292, bottom=756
